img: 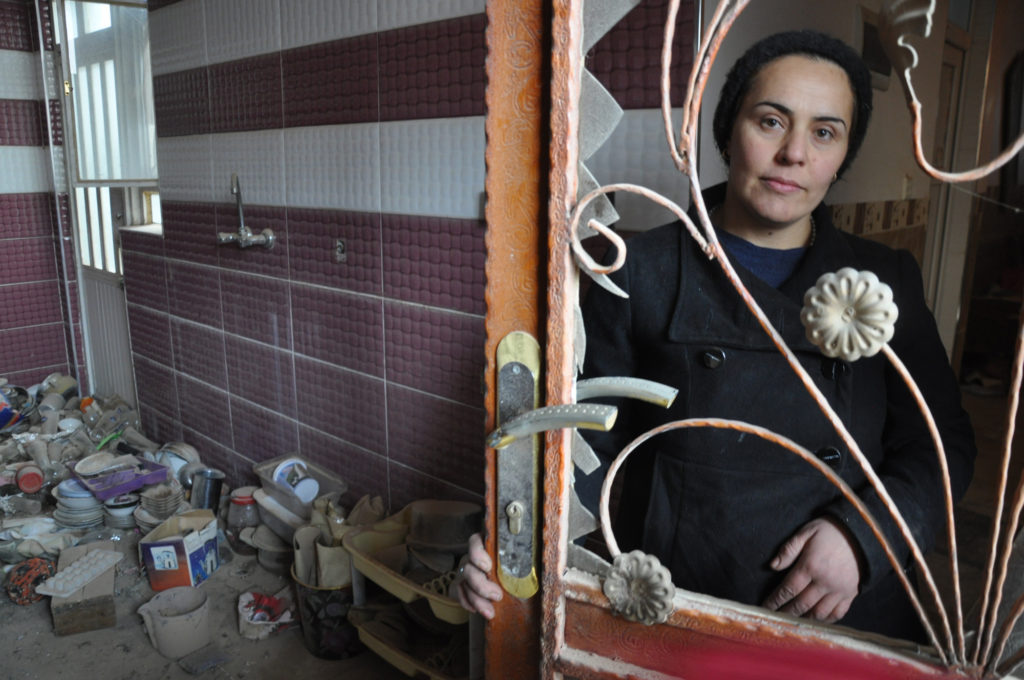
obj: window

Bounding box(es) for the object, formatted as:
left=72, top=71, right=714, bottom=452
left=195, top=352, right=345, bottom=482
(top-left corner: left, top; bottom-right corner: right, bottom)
left=58, top=0, right=160, bottom=274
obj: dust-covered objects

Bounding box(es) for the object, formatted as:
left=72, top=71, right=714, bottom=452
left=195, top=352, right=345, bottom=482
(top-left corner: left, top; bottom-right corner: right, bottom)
left=5, top=556, right=56, bottom=604
left=138, top=509, right=220, bottom=590
left=237, top=586, right=295, bottom=640
left=137, top=585, right=211, bottom=659
left=254, top=453, right=348, bottom=520
left=340, top=498, right=483, bottom=679
left=0, top=374, right=204, bottom=554
left=48, top=540, right=118, bottom=636
left=0, top=373, right=471, bottom=676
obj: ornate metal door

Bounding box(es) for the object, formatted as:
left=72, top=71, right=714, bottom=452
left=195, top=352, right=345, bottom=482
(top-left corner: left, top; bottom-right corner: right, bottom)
left=481, top=1, right=1024, bottom=678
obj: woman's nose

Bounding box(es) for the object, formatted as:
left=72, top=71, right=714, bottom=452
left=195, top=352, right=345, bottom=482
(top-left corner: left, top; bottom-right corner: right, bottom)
left=776, top=133, right=807, bottom=165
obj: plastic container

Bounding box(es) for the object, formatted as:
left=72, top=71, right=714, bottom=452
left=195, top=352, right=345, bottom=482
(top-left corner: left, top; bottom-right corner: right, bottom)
left=253, top=487, right=305, bottom=542
left=253, top=454, right=347, bottom=520
left=226, top=486, right=260, bottom=555
left=291, top=564, right=361, bottom=659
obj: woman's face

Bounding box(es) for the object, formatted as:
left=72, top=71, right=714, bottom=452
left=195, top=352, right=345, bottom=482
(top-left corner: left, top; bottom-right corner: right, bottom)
left=724, top=54, right=854, bottom=244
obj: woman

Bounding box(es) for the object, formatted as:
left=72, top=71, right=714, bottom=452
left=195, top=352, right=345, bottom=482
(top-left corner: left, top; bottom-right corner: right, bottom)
left=458, top=30, right=975, bottom=642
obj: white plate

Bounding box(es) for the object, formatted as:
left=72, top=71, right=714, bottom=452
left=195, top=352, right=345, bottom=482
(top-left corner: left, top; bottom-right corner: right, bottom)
left=74, top=452, right=118, bottom=476
left=56, top=478, right=91, bottom=498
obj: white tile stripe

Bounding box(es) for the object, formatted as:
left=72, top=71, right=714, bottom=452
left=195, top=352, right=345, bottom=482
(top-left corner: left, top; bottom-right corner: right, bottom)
left=586, top=108, right=692, bottom=232
left=0, top=147, right=52, bottom=195
left=149, top=0, right=207, bottom=76
left=158, top=117, right=485, bottom=219
left=0, top=50, right=43, bottom=100
left=156, top=134, right=214, bottom=202
left=375, top=0, right=485, bottom=32
left=280, top=0, right=377, bottom=51
left=379, top=117, right=485, bottom=220
left=211, top=130, right=286, bottom=206
left=150, top=0, right=486, bottom=75
left=284, top=123, right=381, bottom=213
left=204, top=0, right=281, bottom=66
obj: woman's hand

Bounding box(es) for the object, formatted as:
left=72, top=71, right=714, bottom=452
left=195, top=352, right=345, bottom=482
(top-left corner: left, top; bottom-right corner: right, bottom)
left=452, top=532, right=504, bottom=619
left=761, top=517, right=862, bottom=623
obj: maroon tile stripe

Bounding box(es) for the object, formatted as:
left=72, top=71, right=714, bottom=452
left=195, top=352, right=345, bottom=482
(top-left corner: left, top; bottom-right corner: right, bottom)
left=47, top=98, right=62, bottom=145
left=381, top=212, right=486, bottom=315
left=282, top=33, right=379, bottom=128
left=0, top=280, right=62, bottom=329
left=153, top=67, right=210, bottom=137
left=208, top=53, right=283, bottom=133
left=0, top=192, right=55, bottom=238
left=378, top=14, right=487, bottom=122
left=0, top=99, right=46, bottom=146
left=36, top=0, right=53, bottom=51
left=587, top=0, right=695, bottom=109
left=0, top=236, right=57, bottom=284
left=152, top=13, right=488, bottom=138
left=0, top=323, right=68, bottom=370
left=0, top=0, right=35, bottom=52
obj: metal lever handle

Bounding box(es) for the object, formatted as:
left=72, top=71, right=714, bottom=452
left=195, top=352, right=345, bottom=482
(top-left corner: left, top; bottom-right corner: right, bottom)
left=576, top=376, right=678, bottom=407
left=486, top=402, right=617, bottom=450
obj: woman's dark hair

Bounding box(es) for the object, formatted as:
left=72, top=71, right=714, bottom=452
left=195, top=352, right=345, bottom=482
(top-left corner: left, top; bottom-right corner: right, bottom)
left=712, top=30, right=873, bottom=180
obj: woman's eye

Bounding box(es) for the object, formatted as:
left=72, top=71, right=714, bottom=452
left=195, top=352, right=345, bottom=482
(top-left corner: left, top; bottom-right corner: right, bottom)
left=760, top=117, right=783, bottom=130
left=815, top=128, right=835, bottom=140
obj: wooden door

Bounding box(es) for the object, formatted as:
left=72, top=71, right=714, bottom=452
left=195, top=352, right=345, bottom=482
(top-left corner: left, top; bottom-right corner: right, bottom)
left=481, top=1, right=1019, bottom=678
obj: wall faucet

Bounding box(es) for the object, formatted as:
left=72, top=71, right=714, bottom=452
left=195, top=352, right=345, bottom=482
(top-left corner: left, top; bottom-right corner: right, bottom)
left=216, top=173, right=275, bottom=249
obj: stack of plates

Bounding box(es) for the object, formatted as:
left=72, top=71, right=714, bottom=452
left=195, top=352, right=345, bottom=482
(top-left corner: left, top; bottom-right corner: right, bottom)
left=52, top=479, right=104, bottom=529
left=103, top=493, right=139, bottom=529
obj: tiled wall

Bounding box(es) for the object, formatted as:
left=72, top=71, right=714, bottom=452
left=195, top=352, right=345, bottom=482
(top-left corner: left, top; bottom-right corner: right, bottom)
left=125, top=0, right=489, bottom=510
left=0, top=0, right=78, bottom=388
left=831, top=197, right=930, bottom=266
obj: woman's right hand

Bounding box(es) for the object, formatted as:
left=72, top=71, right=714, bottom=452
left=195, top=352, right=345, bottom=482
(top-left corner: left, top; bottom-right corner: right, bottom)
left=453, top=532, right=504, bottom=619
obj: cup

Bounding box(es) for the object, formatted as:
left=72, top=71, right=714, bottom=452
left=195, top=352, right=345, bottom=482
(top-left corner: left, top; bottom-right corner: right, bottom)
left=38, top=392, right=66, bottom=413
left=191, top=468, right=225, bottom=510
left=274, top=460, right=319, bottom=503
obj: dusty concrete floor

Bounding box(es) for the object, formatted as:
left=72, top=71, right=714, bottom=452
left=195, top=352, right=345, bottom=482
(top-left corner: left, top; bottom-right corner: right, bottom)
left=0, top=531, right=409, bottom=680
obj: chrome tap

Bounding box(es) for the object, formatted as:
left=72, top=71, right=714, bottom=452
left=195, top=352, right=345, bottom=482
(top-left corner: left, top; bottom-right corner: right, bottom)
left=216, top=174, right=275, bottom=249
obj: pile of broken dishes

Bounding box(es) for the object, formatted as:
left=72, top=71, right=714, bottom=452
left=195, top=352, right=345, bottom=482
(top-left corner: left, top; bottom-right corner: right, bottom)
left=0, top=373, right=208, bottom=567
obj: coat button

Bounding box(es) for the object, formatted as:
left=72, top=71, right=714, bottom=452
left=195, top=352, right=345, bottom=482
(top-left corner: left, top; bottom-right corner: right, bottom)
left=702, top=348, right=726, bottom=369
left=821, top=358, right=850, bottom=381
left=816, top=446, right=843, bottom=469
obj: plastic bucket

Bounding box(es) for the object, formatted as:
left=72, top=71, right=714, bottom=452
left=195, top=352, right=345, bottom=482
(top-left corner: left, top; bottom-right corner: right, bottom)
left=291, top=564, right=361, bottom=659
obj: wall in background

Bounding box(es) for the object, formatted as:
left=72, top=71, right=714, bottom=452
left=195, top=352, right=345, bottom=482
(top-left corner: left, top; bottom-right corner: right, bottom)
left=128, top=0, right=489, bottom=510
left=0, top=0, right=79, bottom=388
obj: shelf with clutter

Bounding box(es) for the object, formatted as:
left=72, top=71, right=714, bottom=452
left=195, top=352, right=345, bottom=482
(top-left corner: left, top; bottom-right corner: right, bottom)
left=343, top=499, right=484, bottom=680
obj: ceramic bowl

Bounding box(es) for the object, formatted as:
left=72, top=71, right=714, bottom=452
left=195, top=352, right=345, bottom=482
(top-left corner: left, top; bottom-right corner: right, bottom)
left=104, top=493, right=140, bottom=517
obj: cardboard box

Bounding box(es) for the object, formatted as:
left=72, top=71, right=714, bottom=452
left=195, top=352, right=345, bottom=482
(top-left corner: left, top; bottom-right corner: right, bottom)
left=139, top=510, right=220, bottom=591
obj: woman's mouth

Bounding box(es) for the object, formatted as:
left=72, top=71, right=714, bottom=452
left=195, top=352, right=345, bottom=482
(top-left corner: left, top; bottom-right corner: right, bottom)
left=762, top=177, right=803, bottom=194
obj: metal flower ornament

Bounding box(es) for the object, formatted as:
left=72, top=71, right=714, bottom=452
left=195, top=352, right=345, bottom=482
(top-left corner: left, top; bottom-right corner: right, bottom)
left=801, top=268, right=898, bottom=362
left=603, top=551, right=676, bottom=625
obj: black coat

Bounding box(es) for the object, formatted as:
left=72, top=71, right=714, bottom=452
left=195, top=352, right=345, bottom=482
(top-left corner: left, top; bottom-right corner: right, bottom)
left=578, top=186, right=976, bottom=641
